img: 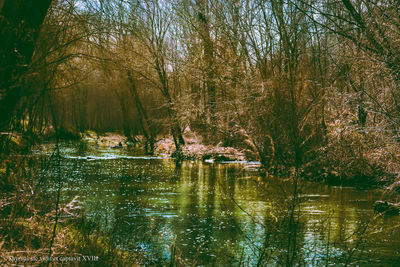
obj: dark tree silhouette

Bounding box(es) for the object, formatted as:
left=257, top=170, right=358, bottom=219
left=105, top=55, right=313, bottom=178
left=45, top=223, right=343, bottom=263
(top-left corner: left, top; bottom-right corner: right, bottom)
left=0, top=0, right=53, bottom=130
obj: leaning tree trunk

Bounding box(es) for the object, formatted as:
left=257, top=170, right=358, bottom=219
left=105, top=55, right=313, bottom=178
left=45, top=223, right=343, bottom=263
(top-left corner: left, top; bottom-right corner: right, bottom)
left=127, top=70, right=155, bottom=154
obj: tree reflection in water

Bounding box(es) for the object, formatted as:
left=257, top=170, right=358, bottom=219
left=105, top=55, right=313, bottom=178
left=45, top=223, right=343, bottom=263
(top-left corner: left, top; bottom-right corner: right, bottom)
left=22, top=142, right=400, bottom=265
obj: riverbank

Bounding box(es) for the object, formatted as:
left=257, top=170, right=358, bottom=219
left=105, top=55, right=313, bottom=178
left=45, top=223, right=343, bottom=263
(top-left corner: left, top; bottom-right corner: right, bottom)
left=154, top=131, right=248, bottom=162
left=79, top=130, right=249, bottom=162
left=0, top=198, right=143, bottom=266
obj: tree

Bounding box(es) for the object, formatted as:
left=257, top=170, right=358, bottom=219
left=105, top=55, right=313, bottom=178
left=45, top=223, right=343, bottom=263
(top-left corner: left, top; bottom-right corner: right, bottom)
left=128, top=0, right=185, bottom=155
left=0, top=0, right=53, bottom=131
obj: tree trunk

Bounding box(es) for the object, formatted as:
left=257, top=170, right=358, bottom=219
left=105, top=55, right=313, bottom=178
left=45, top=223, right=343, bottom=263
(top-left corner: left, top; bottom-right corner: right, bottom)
left=0, top=0, right=53, bottom=130
left=197, top=0, right=216, bottom=133
left=127, top=70, right=155, bottom=154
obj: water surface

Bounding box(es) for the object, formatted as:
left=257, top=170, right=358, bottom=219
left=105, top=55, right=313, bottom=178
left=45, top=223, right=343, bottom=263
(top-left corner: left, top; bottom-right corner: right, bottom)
left=35, top=141, right=400, bottom=266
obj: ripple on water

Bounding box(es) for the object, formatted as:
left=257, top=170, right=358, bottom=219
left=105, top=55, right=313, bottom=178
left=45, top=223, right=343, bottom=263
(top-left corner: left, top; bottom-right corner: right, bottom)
left=64, top=155, right=166, bottom=160
left=32, top=141, right=400, bottom=266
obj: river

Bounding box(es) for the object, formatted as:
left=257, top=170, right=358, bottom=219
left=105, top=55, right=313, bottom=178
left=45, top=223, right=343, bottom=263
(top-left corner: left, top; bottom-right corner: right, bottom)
left=30, top=141, right=400, bottom=266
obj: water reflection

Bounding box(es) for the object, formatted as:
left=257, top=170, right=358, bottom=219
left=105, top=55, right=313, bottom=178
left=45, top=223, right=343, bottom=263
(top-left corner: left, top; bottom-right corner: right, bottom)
left=36, top=142, right=400, bottom=266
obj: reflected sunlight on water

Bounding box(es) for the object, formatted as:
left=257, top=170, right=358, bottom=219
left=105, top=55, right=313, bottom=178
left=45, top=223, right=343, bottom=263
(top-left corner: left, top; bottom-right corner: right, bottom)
left=35, top=141, right=400, bottom=266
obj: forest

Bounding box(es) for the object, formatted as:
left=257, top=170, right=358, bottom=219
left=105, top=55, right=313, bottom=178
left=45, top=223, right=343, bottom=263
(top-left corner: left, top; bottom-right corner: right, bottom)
left=1, top=0, right=400, bottom=266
